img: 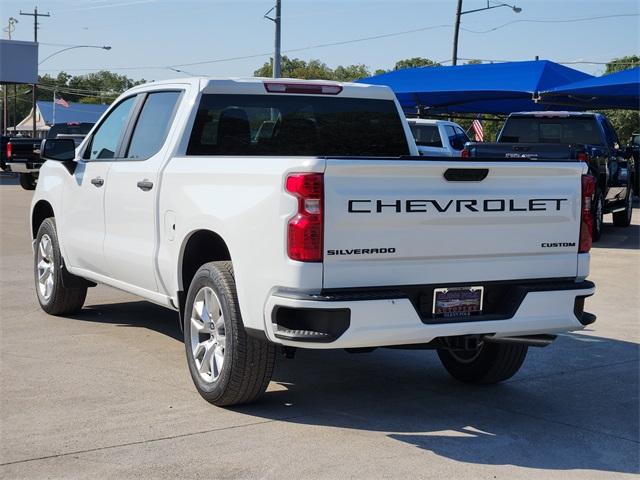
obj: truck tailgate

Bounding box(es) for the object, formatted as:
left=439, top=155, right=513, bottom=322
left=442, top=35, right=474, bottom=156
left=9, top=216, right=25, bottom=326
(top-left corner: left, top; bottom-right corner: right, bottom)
left=323, top=159, right=584, bottom=289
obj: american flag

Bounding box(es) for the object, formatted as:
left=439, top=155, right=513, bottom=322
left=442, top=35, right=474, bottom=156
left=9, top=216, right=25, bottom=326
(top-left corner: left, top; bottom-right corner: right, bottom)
left=472, top=118, right=484, bottom=142
left=54, top=96, right=69, bottom=108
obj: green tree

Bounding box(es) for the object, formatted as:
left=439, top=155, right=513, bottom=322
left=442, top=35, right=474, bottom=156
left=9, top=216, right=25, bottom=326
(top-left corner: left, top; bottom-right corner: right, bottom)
left=4, top=71, right=145, bottom=131
left=254, top=56, right=334, bottom=79
left=333, top=64, right=370, bottom=82
left=372, top=57, right=440, bottom=76
left=393, top=57, right=440, bottom=70
left=599, top=56, right=640, bottom=142
left=254, top=56, right=370, bottom=81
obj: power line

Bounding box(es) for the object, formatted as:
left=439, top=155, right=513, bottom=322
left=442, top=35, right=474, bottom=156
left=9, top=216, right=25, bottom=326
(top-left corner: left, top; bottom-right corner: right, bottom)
left=40, top=23, right=453, bottom=72
left=37, top=13, right=638, bottom=74
left=37, top=83, right=120, bottom=95
left=460, top=13, right=639, bottom=34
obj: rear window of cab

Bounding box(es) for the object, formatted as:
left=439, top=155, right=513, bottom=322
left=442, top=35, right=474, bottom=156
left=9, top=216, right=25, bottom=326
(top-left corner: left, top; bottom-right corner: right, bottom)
left=187, top=94, right=410, bottom=157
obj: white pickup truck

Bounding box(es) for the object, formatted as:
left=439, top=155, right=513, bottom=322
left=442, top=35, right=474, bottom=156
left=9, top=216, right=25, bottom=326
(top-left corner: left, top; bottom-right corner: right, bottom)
left=407, top=118, right=470, bottom=157
left=32, top=77, right=596, bottom=406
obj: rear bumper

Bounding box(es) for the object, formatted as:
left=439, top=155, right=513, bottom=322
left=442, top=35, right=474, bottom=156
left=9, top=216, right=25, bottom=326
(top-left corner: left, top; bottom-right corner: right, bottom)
left=7, top=161, right=42, bottom=173
left=263, top=280, right=595, bottom=349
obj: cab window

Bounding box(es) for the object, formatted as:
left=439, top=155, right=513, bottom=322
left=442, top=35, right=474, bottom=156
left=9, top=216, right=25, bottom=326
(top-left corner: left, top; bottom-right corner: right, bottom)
left=84, top=96, right=136, bottom=160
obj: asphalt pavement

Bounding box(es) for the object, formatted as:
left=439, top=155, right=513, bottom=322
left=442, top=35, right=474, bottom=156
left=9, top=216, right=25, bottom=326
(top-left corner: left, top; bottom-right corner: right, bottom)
left=0, top=173, right=638, bottom=479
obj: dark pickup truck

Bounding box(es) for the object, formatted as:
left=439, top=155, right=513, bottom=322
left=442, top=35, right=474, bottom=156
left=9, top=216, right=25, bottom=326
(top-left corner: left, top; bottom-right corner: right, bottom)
left=463, top=112, right=636, bottom=240
left=2, top=122, right=94, bottom=190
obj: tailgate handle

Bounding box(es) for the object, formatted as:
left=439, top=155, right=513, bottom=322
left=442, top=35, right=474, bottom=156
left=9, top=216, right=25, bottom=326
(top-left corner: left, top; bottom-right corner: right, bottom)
left=444, top=168, right=488, bottom=182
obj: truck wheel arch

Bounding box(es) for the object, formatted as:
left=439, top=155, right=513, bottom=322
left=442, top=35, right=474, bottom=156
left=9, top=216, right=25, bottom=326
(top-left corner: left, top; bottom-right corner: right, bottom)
left=32, top=200, right=55, bottom=239
left=179, top=229, right=232, bottom=293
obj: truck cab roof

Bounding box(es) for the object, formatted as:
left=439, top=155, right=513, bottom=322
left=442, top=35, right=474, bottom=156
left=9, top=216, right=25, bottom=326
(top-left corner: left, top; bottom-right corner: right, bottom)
left=126, top=77, right=396, bottom=101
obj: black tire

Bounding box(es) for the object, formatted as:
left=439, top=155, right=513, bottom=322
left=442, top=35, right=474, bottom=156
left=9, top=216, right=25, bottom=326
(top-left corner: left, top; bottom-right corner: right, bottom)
left=612, top=185, right=633, bottom=227
left=184, top=261, right=276, bottom=406
left=592, top=189, right=604, bottom=242
left=19, top=173, right=37, bottom=190
left=34, top=218, right=87, bottom=315
left=437, top=342, right=528, bottom=384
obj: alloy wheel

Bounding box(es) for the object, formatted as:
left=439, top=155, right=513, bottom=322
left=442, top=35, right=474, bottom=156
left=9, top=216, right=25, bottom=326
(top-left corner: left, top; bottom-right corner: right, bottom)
left=36, top=234, right=55, bottom=300
left=190, top=286, right=226, bottom=383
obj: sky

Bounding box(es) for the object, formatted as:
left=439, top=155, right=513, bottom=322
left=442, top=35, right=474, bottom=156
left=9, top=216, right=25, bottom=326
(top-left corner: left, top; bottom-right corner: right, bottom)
left=1, top=0, right=639, bottom=82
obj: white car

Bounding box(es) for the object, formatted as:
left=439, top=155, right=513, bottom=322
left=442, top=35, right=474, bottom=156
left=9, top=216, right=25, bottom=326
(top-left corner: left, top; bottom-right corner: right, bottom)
left=407, top=118, right=470, bottom=157
left=31, top=77, right=595, bottom=406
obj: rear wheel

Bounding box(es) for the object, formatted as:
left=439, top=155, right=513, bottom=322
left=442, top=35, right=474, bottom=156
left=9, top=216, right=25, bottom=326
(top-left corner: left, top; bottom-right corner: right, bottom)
left=34, top=218, right=87, bottom=315
left=184, top=261, right=276, bottom=406
left=592, top=189, right=604, bottom=242
left=19, top=173, right=37, bottom=190
left=612, top=185, right=633, bottom=227
left=437, top=342, right=528, bottom=384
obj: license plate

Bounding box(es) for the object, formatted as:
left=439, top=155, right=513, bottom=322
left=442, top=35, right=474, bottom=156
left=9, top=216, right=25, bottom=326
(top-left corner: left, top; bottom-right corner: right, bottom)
left=433, top=286, right=484, bottom=317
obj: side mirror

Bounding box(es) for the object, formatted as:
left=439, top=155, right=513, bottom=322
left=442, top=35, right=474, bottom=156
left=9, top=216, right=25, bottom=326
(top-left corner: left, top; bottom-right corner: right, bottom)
left=40, top=138, right=76, bottom=161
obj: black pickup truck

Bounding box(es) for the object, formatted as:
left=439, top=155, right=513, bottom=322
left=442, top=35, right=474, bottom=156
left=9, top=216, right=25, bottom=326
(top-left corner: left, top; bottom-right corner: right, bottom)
left=463, top=112, right=636, bottom=241
left=1, top=136, right=42, bottom=189
left=2, top=122, right=94, bottom=190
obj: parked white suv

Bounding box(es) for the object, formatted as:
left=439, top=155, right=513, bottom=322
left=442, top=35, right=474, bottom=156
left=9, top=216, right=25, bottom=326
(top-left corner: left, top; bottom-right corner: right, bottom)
left=407, top=118, right=470, bottom=157
left=31, top=77, right=595, bottom=406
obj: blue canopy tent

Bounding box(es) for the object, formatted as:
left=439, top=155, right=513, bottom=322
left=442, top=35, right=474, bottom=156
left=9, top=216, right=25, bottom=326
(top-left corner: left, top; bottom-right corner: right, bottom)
left=539, top=67, right=640, bottom=110
left=357, top=60, right=594, bottom=115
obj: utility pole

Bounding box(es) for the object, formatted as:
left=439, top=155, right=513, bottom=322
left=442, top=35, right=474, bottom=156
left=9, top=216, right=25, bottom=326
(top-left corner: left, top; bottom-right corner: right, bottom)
left=2, top=17, right=19, bottom=135
left=452, top=0, right=463, bottom=66
left=20, top=6, right=50, bottom=139
left=264, top=1, right=282, bottom=78
left=273, top=0, right=281, bottom=78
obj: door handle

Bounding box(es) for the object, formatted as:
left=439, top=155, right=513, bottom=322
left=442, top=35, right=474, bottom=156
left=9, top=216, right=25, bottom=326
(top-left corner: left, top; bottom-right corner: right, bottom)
left=137, top=179, right=153, bottom=191
left=444, top=168, right=489, bottom=182
left=91, top=177, right=104, bottom=187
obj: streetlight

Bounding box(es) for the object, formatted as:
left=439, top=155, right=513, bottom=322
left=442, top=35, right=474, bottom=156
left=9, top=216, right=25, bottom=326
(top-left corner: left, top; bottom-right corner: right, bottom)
left=37, top=45, right=111, bottom=128
left=452, top=0, right=522, bottom=66
left=39, top=45, right=111, bottom=65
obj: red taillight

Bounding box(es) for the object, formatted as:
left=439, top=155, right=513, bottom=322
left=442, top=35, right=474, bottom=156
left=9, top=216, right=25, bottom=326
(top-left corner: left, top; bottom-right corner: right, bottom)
left=577, top=151, right=589, bottom=163
left=285, top=173, right=324, bottom=262
left=461, top=148, right=470, bottom=158
left=6, top=142, right=12, bottom=159
left=579, top=174, right=597, bottom=253
left=264, top=82, right=342, bottom=95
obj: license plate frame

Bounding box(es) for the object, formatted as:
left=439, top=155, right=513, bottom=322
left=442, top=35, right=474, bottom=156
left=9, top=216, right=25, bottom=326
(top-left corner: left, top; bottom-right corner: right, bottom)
left=432, top=286, right=484, bottom=318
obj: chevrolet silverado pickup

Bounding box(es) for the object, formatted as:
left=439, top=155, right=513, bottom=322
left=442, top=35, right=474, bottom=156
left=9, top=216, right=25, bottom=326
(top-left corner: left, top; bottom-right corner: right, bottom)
left=463, top=111, right=635, bottom=240
left=32, top=78, right=596, bottom=406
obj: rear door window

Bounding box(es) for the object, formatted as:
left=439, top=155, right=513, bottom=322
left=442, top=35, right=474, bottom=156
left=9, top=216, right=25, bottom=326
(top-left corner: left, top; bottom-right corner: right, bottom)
left=409, top=124, right=443, bottom=148
left=454, top=126, right=470, bottom=145
left=187, top=94, right=410, bottom=157
left=126, top=91, right=181, bottom=160
left=445, top=125, right=465, bottom=150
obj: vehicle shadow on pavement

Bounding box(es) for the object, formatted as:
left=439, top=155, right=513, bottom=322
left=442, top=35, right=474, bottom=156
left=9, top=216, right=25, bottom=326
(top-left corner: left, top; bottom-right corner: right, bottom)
left=233, top=334, right=640, bottom=475
left=75, top=301, right=182, bottom=341
left=0, top=173, right=19, bottom=185
left=595, top=222, right=639, bottom=249
left=62, top=299, right=639, bottom=474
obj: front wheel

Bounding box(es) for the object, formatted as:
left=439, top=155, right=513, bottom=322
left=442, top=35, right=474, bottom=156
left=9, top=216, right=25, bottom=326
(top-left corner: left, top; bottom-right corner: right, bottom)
left=437, top=342, right=528, bottom=384
left=184, top=261, right=276, bottom=406
left=612, top=186, right=633, bottom=227
left=34, top=218, right=87, bottom=315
